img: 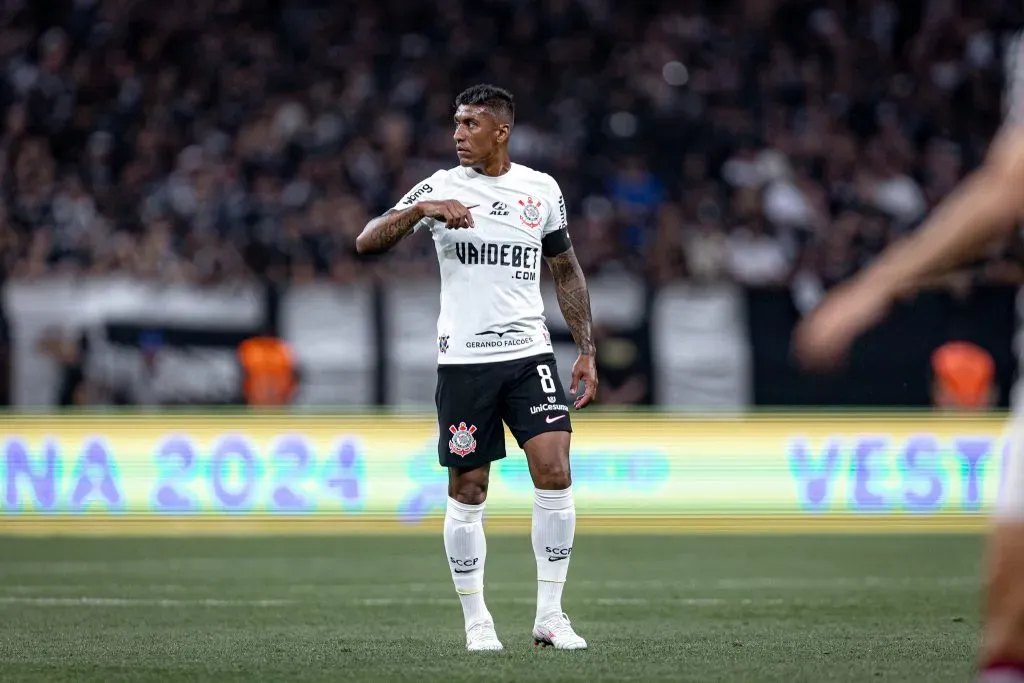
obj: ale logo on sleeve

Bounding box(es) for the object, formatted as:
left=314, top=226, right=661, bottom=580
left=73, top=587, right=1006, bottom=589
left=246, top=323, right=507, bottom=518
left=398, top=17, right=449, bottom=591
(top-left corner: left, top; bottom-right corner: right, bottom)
left=448, top=422, right=478, bottom=457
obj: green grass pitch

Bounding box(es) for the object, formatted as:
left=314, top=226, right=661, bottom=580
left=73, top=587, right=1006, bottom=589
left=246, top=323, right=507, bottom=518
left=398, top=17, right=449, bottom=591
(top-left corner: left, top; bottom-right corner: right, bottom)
left=0, top=534, right=983, bottom=682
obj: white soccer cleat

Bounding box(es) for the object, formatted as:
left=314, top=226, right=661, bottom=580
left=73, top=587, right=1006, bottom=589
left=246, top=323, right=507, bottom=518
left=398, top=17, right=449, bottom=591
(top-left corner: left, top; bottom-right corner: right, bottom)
left=466, top=619, right=504, bottom=652
left=532, top=613, right=588, bottom=650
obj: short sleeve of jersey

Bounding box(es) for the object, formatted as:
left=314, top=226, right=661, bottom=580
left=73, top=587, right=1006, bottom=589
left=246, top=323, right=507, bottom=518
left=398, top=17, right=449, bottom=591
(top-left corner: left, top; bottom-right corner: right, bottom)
left=542, top=176, right=568, bottom=237
left=1005, top=31, right=1024, bottom=127
left=392, top=170, right=448, bottom=232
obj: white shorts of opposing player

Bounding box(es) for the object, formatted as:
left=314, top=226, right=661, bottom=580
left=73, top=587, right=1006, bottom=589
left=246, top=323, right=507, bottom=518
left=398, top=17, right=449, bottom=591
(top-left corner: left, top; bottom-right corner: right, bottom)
left=1001, top=383, right=1023, bottom=519
left=998, top=372, right=1024, bottom=519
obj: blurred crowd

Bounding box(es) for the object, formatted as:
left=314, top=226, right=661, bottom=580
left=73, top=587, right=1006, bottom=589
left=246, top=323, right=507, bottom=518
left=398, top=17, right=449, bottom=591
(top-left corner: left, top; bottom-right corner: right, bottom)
left=2, top=0, right=1024, bottom=293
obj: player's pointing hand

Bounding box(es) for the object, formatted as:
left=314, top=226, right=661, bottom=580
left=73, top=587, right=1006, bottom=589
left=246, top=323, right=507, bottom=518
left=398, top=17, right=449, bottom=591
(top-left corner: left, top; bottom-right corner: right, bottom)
left=416, top=200, right=478, bottom=229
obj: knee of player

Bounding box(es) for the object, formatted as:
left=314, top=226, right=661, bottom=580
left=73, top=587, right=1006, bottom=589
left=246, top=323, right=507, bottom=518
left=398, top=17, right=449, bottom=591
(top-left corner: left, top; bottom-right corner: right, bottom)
left=532, top=463, right=572, bottom=491
left=449, top=480, right=488, bottom=505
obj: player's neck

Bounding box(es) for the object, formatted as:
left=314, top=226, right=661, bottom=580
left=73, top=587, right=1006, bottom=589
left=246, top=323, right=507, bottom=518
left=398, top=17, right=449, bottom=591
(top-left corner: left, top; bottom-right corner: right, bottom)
left=472, top=155, right=512, bottom=177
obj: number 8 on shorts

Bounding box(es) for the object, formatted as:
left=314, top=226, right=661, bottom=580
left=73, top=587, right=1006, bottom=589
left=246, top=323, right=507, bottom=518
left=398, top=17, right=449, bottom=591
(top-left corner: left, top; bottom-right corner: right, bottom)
left=537, top=364, right=557, bottom=394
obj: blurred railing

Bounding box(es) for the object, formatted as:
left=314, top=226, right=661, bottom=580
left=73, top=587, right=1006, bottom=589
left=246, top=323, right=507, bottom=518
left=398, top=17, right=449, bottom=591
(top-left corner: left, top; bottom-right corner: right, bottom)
left=3, top=278, right=1020, bottom=410
left=2, top=276, right=751, bottom=409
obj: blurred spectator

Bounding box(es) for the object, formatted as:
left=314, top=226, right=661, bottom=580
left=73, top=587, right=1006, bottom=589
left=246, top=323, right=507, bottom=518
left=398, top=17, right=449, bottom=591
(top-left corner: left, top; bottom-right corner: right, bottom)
left=681, top=209, right=728, bottom=284
left=608, top=155, right=665, bottom=252
left=36, top=326, right=90, bottom=406
left=723, top=188, right=794, bottom=286
left=112, top=331, right=163, bottom=409
left=238, top=334, right=298, bottom=406
left=593, top=323, right=649, bottom=406
left=931, top=341, right=997, bottom=411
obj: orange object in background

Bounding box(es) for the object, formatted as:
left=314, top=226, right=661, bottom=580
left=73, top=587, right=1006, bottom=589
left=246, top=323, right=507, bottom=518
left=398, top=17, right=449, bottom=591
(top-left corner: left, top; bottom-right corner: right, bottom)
left=238, top=336, right=296, bottom=406
left=931, top=341, right=995, bottom=410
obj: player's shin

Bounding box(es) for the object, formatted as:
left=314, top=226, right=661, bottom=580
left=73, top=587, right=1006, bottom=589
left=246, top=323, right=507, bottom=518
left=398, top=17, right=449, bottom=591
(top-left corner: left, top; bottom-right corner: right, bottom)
left=444, top=497, right=491, bottom=629
left=981, top=521, right=1024, bottom=673
left=532, top=486, right=576, bottom=622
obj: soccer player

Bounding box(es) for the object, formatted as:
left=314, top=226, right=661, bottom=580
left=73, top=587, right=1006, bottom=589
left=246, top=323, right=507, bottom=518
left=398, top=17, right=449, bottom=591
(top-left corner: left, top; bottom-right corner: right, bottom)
left=356, top=84, right=596, bottom=652
left=793, top=35, right=1024, bottom=683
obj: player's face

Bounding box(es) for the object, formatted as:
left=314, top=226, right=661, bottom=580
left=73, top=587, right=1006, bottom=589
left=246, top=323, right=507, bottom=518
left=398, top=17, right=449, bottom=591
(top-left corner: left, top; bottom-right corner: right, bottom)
left=453, top=105, right=506, bottom=166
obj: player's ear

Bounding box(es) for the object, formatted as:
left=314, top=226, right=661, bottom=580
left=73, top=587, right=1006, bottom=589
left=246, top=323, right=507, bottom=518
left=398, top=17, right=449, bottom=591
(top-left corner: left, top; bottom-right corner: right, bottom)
left=496, top=123, right=510, bottom=144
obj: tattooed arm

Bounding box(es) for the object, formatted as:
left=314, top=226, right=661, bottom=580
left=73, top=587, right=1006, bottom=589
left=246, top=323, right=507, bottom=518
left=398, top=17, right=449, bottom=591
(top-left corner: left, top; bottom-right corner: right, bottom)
left=546, top=247, right=595, bottom=354
left=546, top=246, right=598, bottom=408
left=354, top=207, right=425, bottom=255
left=355, top=200, right=478, bottom=255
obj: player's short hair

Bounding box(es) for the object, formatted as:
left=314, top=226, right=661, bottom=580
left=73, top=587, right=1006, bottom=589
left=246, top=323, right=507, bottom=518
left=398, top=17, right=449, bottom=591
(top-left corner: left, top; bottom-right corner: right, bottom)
left=455, top=84, right=515, bottom=128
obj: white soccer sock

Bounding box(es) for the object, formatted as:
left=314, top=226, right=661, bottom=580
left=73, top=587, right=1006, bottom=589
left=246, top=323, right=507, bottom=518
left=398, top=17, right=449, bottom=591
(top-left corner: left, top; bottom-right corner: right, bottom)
left=532, top=486, right=576, bottom=623
left=444, top=497, right=491, bottom=630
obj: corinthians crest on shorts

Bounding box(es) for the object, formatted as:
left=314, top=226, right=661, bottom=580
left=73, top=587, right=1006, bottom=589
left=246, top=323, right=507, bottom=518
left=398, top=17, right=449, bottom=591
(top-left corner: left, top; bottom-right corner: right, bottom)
left=518, top=196, right=542, bottom=228
left=448, top=422, right=478, bottom=456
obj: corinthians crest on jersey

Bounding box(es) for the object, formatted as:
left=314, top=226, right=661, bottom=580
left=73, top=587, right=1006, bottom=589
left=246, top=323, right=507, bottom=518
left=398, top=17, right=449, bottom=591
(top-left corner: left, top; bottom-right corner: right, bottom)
left=519, top=196, right=542, bottom=228
left=448, top=422, right=478, bottom=456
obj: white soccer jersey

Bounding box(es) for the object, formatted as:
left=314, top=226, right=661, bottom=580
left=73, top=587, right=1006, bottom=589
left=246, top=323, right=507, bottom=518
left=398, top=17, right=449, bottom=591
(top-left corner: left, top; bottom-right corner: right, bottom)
left=391, top=163, right=567, bottom=365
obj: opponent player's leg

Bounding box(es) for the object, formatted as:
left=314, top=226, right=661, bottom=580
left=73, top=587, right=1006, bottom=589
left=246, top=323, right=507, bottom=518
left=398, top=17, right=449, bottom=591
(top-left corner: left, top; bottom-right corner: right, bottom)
left=436, top=363, right=506, bottom=651
left=502, top=355, right=586, bottom=650
left=979, top=420, right=1024, bottom=681
left=980, top=524, right=1024, bottom=681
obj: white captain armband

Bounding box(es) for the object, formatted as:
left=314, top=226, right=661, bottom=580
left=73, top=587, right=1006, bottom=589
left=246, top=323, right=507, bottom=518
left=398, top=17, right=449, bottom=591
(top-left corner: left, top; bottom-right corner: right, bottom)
left=541, top=228, right=572, bottom=257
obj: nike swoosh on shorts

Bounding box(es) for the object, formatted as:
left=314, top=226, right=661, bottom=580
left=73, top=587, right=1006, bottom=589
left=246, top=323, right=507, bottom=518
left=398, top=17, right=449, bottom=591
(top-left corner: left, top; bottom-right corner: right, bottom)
left=546, top=415, right=566, bottom=424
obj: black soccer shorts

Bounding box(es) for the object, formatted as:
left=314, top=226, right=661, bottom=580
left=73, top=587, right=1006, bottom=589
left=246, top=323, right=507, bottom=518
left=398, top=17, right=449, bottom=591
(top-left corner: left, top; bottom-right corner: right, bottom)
left=435, top=353, right=573, bottom=468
